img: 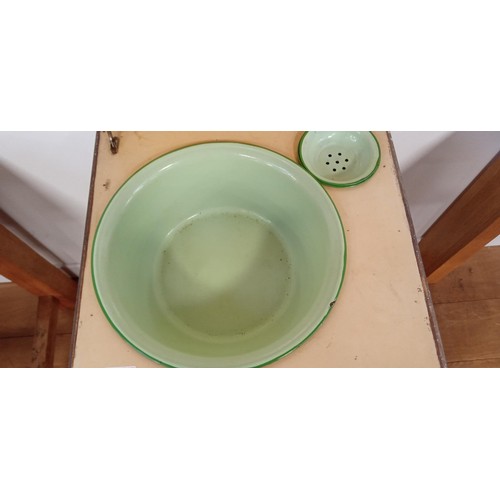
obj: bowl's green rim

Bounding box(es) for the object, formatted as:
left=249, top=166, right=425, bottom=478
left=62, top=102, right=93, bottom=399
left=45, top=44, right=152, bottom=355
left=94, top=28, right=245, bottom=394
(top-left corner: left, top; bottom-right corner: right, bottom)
left=298, top=131, right=381, bottom=188
left=91, top=141, right=347, bottom=368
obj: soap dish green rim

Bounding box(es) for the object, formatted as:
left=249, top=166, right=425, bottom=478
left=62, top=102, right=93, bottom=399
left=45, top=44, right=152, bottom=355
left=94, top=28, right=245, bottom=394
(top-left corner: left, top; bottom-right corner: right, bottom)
left=298, top=131, right=381, bottom=188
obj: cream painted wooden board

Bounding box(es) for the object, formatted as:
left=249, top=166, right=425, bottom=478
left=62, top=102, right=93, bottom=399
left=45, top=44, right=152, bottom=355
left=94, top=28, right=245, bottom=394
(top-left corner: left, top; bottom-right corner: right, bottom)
left=72, top=132, right=440, bottom=368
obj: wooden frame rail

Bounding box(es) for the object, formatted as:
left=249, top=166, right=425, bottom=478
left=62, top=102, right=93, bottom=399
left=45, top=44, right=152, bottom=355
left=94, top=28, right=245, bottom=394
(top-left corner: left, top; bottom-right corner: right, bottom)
left=0, top=224, right=78, bottom=367
left=419, top=151, right=500, bottom=283
left=0, top=224, right=77, bottom=308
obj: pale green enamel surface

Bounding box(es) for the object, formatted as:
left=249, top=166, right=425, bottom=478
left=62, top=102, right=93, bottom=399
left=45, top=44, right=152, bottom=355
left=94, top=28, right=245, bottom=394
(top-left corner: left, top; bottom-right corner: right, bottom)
left=299, top=132, right=380, bottom=187
left=92, top=143, right=346, bottom=367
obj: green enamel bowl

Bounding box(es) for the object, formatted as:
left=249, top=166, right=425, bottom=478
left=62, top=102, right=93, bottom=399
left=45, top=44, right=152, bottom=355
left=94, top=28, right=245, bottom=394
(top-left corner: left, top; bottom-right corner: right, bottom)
left=299, top=132, right=381, bottom=187
left=92, top=142, right=346, bottom=367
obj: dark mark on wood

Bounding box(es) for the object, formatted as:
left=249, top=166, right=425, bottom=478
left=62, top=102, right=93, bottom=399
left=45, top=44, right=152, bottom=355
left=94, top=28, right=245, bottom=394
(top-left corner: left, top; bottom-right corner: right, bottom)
left=103, top=179, right=111, bottom=191
left=330, top=301, right=336, bottom=307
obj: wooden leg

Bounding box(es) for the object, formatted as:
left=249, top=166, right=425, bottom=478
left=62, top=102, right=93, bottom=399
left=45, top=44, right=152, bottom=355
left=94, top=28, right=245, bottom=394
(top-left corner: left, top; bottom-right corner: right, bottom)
left=419, top=151, right=500, bottom=283
left=32, top=296, right=59, bottom=368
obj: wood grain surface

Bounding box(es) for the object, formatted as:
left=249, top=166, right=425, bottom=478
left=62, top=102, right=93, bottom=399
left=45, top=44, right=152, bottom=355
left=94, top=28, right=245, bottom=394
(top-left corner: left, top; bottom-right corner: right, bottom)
left=31, top=296, right=59, bottom=368
left=0, top=283, right=74, bottom=368
left=430, top=247, right=500, bottom=304
left=430, top=246, right=500, bottom=368
left=0, top=334, right=71, bottom=368
left=0, top=283, right=74, bottom=338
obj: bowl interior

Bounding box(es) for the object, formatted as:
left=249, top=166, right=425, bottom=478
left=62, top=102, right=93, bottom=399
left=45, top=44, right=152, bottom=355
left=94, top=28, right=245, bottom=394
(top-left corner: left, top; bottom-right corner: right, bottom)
left=299, top=132, right=380, bottom=186
left=92, top=143, right=346, bottom=367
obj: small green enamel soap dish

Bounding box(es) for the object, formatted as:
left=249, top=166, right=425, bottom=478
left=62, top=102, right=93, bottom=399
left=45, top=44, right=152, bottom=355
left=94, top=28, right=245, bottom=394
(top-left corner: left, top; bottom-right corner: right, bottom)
left=298, top=131, right=381, bottom=187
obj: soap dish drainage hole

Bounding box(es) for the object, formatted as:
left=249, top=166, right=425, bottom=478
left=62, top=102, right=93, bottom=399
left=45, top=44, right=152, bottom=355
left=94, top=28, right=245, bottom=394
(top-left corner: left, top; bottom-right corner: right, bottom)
left=327, top=153, right=349, bottom=167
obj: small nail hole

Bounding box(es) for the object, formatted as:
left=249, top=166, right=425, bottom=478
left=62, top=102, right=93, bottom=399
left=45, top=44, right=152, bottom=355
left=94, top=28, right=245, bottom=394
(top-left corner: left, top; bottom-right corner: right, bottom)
left=328, top=154, right=332, bottom=157
left=336, top=161, right=339, bottom=164
left=338, top=153, right=342, bottom=156
left=333, top=169, right=337, bottom=172
left=345, top=159, right=349, bottom=162
left=326, top=162, right=330, bottom=165
left=342, top=167, right=346, bottom=170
